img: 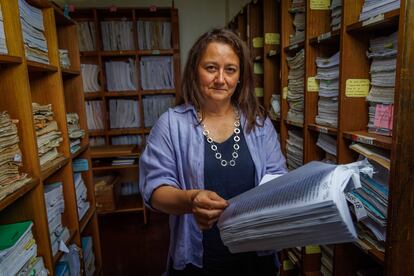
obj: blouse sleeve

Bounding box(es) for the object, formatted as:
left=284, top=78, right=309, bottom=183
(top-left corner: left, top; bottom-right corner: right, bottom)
left=263, top=117, right=288, bottom=175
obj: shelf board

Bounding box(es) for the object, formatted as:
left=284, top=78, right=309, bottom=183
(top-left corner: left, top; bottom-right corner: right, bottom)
left=61, top=68, right=80, bottom=77
left=346, top=9, right=400, bottom=34
left=71, top=143, right=89, bottom=159
left=84, top=92, right=104, bottom=100
left=343, top=130, right=392, bottom=150
left=27, top=61, right=58, bottom=73
left=283, top=41, right=305, bottom=54
left=80, top=205, right=96, bottom=233
left=105, top=91, right=139, bottom=97
left=285, top=119, right=303, bottom=128
left=90, top=145, right=140, bottom=158
left=92, top=163, right=139, bottom=171
left=308, top=123, right=338, bottom=136
left=88, top=130, right=105, bottom=136
left=80, top=51, right=99, bottom=56
left=107, top=128, right=141, bottom=136
left=0, top=177, right=39, bottom=212
left=53, top=228, right=78, bottom=264
left=309, top=29, right=340, bottom=46
left=138, top=49, right=174, bottom=56
left=100, top=50, right=137, bottom=56
left=98, top=194, right=144, bottom=215
left=0, top=54, right=23, bottom=64
left=41, top=156, right=69, bottom=181
left=141, top=89, right=176, bottom=95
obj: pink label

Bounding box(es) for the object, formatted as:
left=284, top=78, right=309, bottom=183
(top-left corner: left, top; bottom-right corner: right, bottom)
left=374, top=104, right=393, bottom=130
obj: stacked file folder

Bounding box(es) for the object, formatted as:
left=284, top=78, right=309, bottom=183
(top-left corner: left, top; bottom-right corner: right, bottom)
left=289, top=0, right=305, bottom=44
left=286, top=130, right=303, bottom=170
left=0, top=221, right=47, bottom=276
left=286, top=49, right=305, bottom=124
left=140, top=56, right=174, bottom=90
left=109, top=99, right=140, bottom=128
left=315, top=51, right=340, bottom=128
left=101, top=20, right=134, bottom=51
left=330, top=0, right=342, bottom=31
left=67, top=113, right=85, bottom=154
left=137, top=20, right=171, bottom=50
left=32, top=103, right=64, bottom=167
left=85, top=101, right=105, bottom=130
left=59, top=49, right=70, bottom=69
left=77, top=21, right=96, bottom=51
left=321, top=245, right=334, bottom=276
left=73, top=158, right=89, bottom=172
left=359, top=0, right=400, bottom=21
left=81, top=64, right=101, bottom=92
left=111, top=157, right=136, bottom=166
left=143, top=95, right=174, bottom=127
left=218, top=161, right=369, bottom=253
left=89, top=137, right=105, bottom=147
left=112, top=135, right=141, bottom=145
left=366, top=32, right=397, bottom=136
left=82, top=236, right=96, bottom=276
left=119, top=181, right=139, bottom=196
left=0, top=112, right=31, bottom=201
left=316, top=133, right=337, bottom=161
left=18, top=0, right=49, bottom=64
left=74, top=173, right=90, bottom=221
left=105, top=59, right=137, bottom=91
left=56, top=244, right=81, bottom=276
left=0, top=4, right=7, bottom=54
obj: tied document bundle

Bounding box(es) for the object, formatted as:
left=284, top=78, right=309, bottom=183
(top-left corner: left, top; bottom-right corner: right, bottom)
left=218, top=160, right=372, bottom=253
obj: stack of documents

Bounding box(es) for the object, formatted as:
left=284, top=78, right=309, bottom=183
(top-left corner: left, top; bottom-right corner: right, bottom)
left=0, top=4, right=7, bottom=54
left=82, top=237, right=96, bottom=276
left=112, top=135, right=141, bottom=145
left=137, top=20, right=171, bottom=50
left=289, top=0, right=305, bottom=44
left=330, top=0, right=342, bottom=31
left=0, top=221, right=47, bottom=275
left=286, top=49, right=304, bottom=124
left=286, top=130, right=303, bottom=170
left=85, top=101, right=105, bottom=130
left=359, top=0, right=400, bottom=21
left=44, top=182, right=69, bottom=256
left=109, top=99, right=140, bottom=128
left=140, top=56, right=174, bottom=90
left=321, top=245, right=334, bottom=276
left=18, top=0, right=49, bottom=64
left=77, top=22, right=96, bottom=51
left=105, top=59, right=137, bottom=91
left=89, top=137, right=105, bottom=147
left=315, top=52, right=340, bottom=127
left=0, top=112, right=31, bottom=201
left=143, top=95, right=174, bottom=127
left=112, top=157, right=136, bottom=166
left=101, top=20, right=134, bottom=51
left=73, top=158, right=89, bottom=172
left=218, top=160, right=369, bottom=253
left=366, top=32, right=397, bottom=136
left=316, top=133, right=337, bottom=157
left=81, top=64, right=101, bottom=92
left=74, top=173, right=90, bottom=220
left=57, top=244, right=81, bottom=276
left=67, top=113, right=85, bottom=154
left=119, top=181, right=139, bottom=196
left=59, top=49, right=70, bottom=69
left=285, top=247, right=302, bottom=269
left=32, top=103, right=64, bottom=167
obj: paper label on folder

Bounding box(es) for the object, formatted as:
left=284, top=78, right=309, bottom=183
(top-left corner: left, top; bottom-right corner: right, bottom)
left=310, top=0, right=331, bottom=10
left=307, top=77, right=319, bottom=92
left=305, top=245, right=321, bottom=254
left=254, top=62, right=264, bottom=74
left=265, top=33, right=280, bottom=45
left=252, top=37, right=264, bottom=48
left=345, top=79, right=370, bottom=97
left=255, top=87, right=264, bottom=97
left=374, top=104, right=393, bottom=129
left=282, top=87, right=288, bottom=99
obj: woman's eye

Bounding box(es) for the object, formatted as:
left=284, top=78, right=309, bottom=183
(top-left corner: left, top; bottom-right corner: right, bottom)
left=206, top=66, right=216, bottom=72
left=226, top=68, right=236, bottom=73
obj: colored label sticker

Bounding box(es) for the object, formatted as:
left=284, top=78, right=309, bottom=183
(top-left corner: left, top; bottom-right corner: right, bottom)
left=253, top=37, right=264, bottom=48
left=305, top=245, right=321, bottom=254
left=310, top=0, right=331, bottom=10
left=283, top=260, right=294, bottom=271
left=255, top=87, right=264, bottom=97
left=283, top=87, right=288, bottom=99
left=353, top=134, right=375, bottom=145
left=254, top=62, right=264, bottom=74
left=307, top=77, right=319, bottom=92
left=265, top=33, right=280, bottom=45
left=345, top=79, right=370, bottom=97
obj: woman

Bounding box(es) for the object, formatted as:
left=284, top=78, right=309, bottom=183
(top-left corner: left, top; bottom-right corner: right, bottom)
left=139, top=28, right=287, bottom=275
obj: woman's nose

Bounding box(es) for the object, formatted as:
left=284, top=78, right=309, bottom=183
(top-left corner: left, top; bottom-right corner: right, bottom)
left=215, top=70, right=225, bottom=84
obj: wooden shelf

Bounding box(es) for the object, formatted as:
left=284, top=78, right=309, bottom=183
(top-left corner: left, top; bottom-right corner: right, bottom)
left=309, top=29, right=340, bottom=46
left=308, top=123, right=338, bottom=136
left=0, top=177, right=39, bottom=212
left=90, top=145, right=140, bottom=158
left=41, top=156, right=70, bottom=181
left=80, top=51, right=99, bottom=56
left=61, top=68, right=80, bottom=77
left=138, top=49, right=174, bottom=56
left=92, top=163, right=139, bottom=171
left=141, top=89, right=175, bottom=95
left=0, top=54, right=23, bottom=64
left=105, top=91, right=139, bottom=97
left=100, top=50, right=137, bottom=56
left=89, top=130, right=105, bottom=136
left=284, top=41, right=305, bottom=54
left=27, top=61, right=58, bottom=73
left=71, top=143, right=89, bottom=159
left=97, top=194, right=144, bottom=215
left=285, top=119, right=303, bottom=128
left=346, top=9, right=400, bottom=34
left=342, top=131, right=392, bottom=150
left=80, top=205, right=96, bottom=233
left=84, top=92, right=104, bottom=100
left=107, top=128, right=141, bottom=136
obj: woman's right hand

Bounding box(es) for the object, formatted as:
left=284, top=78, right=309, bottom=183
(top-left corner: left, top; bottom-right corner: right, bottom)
left=190, top=190, right=228, bottom=230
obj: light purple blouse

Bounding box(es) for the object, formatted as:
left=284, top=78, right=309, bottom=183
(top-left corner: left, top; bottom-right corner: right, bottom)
left=139, top=104, right=287, bottom=271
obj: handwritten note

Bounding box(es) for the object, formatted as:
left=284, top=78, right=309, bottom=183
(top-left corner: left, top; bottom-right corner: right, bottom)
left=346, top=79, right=370, bottom=97
left=254, top=62, right=264, bottom=74
left=374, top=104, right=394, bottom=129
left=310, top=0, right=331, bottom=10
left=307, top=77, right=319, bottom=92
left=265, top=33, right=280, bottom=45
left=252, top=37, right=264, bottom=48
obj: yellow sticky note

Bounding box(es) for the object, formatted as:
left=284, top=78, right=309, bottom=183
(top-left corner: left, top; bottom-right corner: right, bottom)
left=346, top=79, right=370, bottom=97
left=252, top=37, right=264, bottom=48
left=307, top=77, right=319, bottom=92
left=254, top=62, right=264, bottom=74
left=255, top=87, right=264, bottom=97
left=265, top=33, right=280, bottom=45
left=283, top=260, right=294, bottom=271
left=282, top=87, right=288, bottom=99
left=305, top=245, right=321, bottom=254
left=310, top=0, right=331, bottom=10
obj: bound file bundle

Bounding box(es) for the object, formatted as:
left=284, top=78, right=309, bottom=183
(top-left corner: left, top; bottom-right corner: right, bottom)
left=218, top=161, right=370, bottom=253
left=67, top=113, right=85, bottom=154
left=74, top=173, right=90, bottom=220
left=286, top=49, right=305, bottom=124
left=82, top=236, right=96, bottom=276
left=286, top=130, right=303, bottom=170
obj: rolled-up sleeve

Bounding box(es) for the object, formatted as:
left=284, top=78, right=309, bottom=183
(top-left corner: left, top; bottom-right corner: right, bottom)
left=263, top=118, right=288, bottom=175
left=139, top=112, right=181, bottom=209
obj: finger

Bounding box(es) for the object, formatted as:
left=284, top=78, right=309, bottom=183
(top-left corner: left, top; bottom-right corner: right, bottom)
left=206, top=193, right=228, bottom=209
left=193, top=208, right=223, bottom=220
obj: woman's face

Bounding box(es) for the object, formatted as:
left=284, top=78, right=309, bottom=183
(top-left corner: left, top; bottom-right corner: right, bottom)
left=197, top=42, right=240, bottom=106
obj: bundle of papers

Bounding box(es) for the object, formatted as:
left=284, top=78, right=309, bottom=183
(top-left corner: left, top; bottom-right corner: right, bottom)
left=82, top=237, right=96, bottom=276
left=109, top=99, right=140, bottom=128
left=315, top=52, right=340, bottom=127
left=286, top=130, right=303, bottom=170
left=366, top=32, right=397, bottom=136
left=77, top=21, right=96, bottom=51
left=269, top=94, right=280, bottom=120
left=119, top=181, right=139, bottom=196
left=32, top=103, right=64, bottom=167
left=137, top=20, right=171, bottom=50
left=101, top=20, right=134, bottom=51
left=218, top=160, right=370, bottom=253
left=59, top=49, right=70, bottom=69
left=321, top=245, right=334, bottom=276
left=0, top=112, right=31, bottom=201
left=112, top=157, right=136, bottom=166
left=0, top=221, right=47, bottom=276
left=140, top=56, right=174, bottom=90
left=73, top=158, right=89, bottom=172
left=143, top=95, right=174, bottom=127
left=85, top=101, right=105, bottom=130
left=67, top=113, right=85, bottom=154
left=81, top=64, right=101, bottom=92
left=57, top=244, right=81, bottom=276
left=0, top=4, right=8, bottom=54
left=286, top=49, right=304, bottom=124
left=330, top=0, right=342, bottom=31
left=18, top=0, right=49, bottom=64
left=89, top=137, right=105, bottom=147
left=289, top=0, right=305, bottom=44
left=105, top=59, right=137, bottom=91
left=112, top=135, right=141, bottom=145
left=359, top=0, right=400, bottom=22
left=74, top=173, right=90, bottom=220
left=316, top=133, right=337, bottom=157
